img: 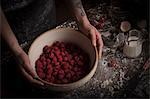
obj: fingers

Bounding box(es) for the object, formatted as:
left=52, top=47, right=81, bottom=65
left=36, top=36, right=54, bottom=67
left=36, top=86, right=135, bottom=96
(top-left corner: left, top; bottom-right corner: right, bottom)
left=16, top=51, right=44, bottom=86
left=89, top=27, right=103, bottom=59
left=23, top=63, right=37, bottom=78
left=98, top=46, right=102, bottom=59
left=17, top=52, right=38, bottom=78
left=89, top=29, right=96, bottom=46
left=20, top=65, right=44, bottom=86
left=78, top=22, right=103, bottom=59
left=95, top=30, right=103, bottom=59
left=22, top=58, right=44, bottom=85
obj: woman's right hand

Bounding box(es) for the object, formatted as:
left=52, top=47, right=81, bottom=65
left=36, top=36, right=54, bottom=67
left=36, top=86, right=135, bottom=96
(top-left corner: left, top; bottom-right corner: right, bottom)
left=15, top=49, right=44, bottom=86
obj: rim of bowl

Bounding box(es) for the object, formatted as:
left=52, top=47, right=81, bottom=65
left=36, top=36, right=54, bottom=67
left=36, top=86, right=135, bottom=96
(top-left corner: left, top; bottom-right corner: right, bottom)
left=28, top=28, right=98, bottom=87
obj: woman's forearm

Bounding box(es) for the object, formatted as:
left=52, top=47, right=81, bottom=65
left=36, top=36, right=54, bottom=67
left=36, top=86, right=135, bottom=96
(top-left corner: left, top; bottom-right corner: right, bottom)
left=66, top=0, right=90, bottom=25
left=1, top=9, right=23, bottom=55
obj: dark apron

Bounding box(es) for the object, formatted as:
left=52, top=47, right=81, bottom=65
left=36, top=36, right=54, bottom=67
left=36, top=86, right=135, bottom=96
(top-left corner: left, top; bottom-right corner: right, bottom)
left=1, top=1, right=57, bottom=96
left=1, top=0, right=56, bottom=44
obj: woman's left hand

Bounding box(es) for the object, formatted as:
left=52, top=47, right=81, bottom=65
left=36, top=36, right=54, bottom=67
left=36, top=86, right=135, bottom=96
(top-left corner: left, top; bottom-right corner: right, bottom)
left=78, top=20, right=103, bottom=59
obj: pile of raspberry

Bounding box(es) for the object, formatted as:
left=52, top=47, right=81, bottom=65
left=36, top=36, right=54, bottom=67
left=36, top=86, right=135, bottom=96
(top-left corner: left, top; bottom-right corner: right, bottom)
left=35, top=41, right=90, bottom=84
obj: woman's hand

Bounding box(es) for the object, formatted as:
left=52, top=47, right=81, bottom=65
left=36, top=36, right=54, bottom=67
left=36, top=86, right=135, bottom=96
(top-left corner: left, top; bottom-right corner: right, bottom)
left=64, top=0, right=103, bottom=58
left=1, top=9, right=44, bottom=86
left=78, top=20, right=103, bottom=59
left=15, top=49, right=44, bottom=86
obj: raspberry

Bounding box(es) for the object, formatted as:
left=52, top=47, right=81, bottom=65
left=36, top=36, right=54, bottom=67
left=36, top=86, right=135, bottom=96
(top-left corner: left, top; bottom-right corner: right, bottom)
left=43, top=61, right=47, bottom=66
left=58, top=74, right=65, bottom=80
left=60, top=42, right=65, bottom=48
left=72, top=76, right=78, bottom=81
left=62, top=78, right=68, bottom=83
left=76, top=71, right=82, bottom=77
left=50, top=52, right=55, bottom=57
left=78, top=61, right=83, bottom=66
left=58, top=56, right=63, bottom=62
left=38, top=64, right=43, bottom=69
left=55, top=80, right=61, bottom=84
left=61, top=48, right=65, bottom=52
left=55, top=51, right=60, bottom=57
left=45, top=54, right=49, bottom=58
left=37, top=67, right=43, bottom=73
left=73, top=52, right=78, bottom=56
left=64, top=57, right=68, bottom=61
left=70, top=60, right=75, bottom=65
left=73, top=67, right=78, bottom=72
left=54, top=47, right=59, bottom=50
left=70, top=71, right=75, bottom=77
left=77, top=68, right=81, bottom=72
left=52, top=57, right=57, bottom=63
left=64, top=69, right=70, bottom=73
left=47, top=65, right=53, bottom=72
left=61, top=52, right=65, bottom=56
left=79, top=55, right=83, bottom=60
left=46, top=74, right=51, bottom=79
left=55, top=62, right=60, bottom=66
left=45, top=49, right=49, bottom=54
left=48, top=48, right=52, bottom=53
left=50, top=76, right=55, bottom=82
left=54, top=41, right=60, bottom=46
left=63, top=65, right=69, bottom=69
left=55, top=65, right=61, bottom=70
left=36, top=60, right=42, bottom=67
left=46, top=59, right=51, bottom=64
left=67, top=55, right=72, bottom=60
left=47, top=64, right=52, bottom=71
left=43, top=45, right=49, bottom=53
left=58, top=69, right=65, bottom=75
left=62, top=62, right=67, bottom=65
left=64, top=51, right=69, bottom=55
left=40, top=56, right=46, bottom=61
left=74, top=56, right=79, bottom=61
left=62, top=62, right=69, bottom=69
left=109, top=59, right=117, bottom=67
left=66, top=72, right=71, bottom=79
left=53, top=68, right=59, bottom=72
left=68, top=65, right=72, bottom=70
left=52, top=71, right=57, bottom=76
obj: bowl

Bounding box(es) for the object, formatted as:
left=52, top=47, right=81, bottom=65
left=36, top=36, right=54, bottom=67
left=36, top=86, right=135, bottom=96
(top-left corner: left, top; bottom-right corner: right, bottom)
left=27, top=28, right=98, bottom=91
